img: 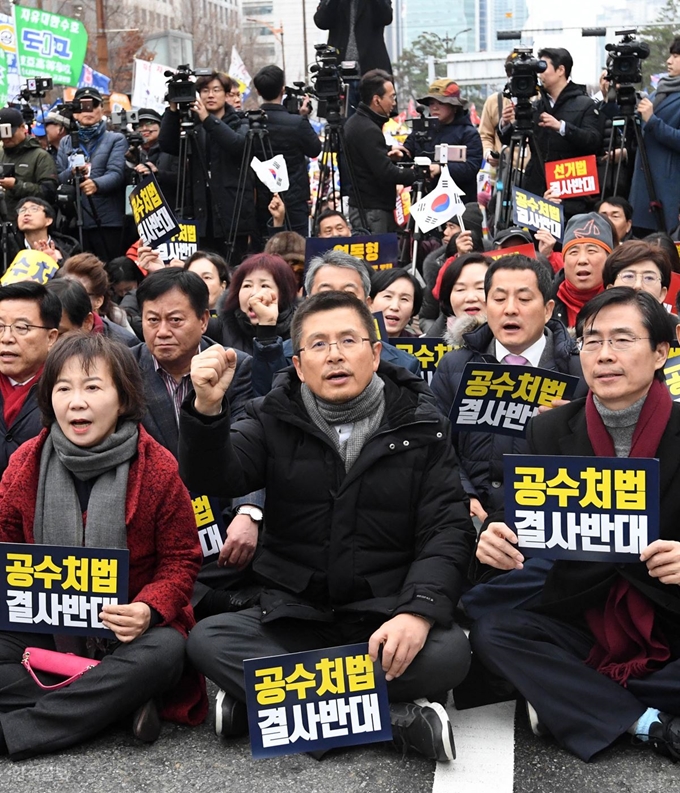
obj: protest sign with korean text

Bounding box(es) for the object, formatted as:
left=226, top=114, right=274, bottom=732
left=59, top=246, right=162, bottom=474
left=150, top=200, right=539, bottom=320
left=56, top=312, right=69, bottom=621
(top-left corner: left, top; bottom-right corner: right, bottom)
left=0, top=542, right=129, bottom=637
left=155, top=220, right=199, bottom=263
left=1, top=250, right=58, bottom=285
left=664, top=345, right=680, bottom=401
left=304, top=234, right=399, bottom=274
left=244, top=642, right=391, bottom=759
left=663, top=271, right=680, bottom=316
left=190, top=493, right=227, bottom=565
left=504, top=455, right=660, bottom=562
left=449, top=362, right=580, bottom=437
left=545, top=155, right=600, bottom=198
left=487, top=242, right=536, bottom=261
left=392, top=337, right=453, bottom=384
left=512, top=187, right=564, bottom=240
left=129, top=173, right=181, bottom=248
left=13, top=6, right=87, bottom=86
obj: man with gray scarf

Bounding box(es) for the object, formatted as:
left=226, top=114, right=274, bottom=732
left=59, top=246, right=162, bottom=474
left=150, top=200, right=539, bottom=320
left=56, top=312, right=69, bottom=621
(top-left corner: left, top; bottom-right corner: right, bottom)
left=178, top=290, right=475, bottom=762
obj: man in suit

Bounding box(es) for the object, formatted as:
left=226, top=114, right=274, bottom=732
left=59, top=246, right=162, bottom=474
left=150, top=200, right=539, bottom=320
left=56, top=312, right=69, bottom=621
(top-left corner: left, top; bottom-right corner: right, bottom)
left=471, top=287, right=680, bottom=763
left=131, top=268, right=263, bottom=617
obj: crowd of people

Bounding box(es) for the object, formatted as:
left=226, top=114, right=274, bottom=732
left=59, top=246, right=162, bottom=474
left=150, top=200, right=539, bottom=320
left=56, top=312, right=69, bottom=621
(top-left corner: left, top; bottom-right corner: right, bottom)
left=0, top=30, right=679, bottom=773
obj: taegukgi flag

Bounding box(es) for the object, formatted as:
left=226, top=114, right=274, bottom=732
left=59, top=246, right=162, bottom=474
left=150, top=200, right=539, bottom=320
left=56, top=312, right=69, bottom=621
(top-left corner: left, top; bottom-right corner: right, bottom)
left=251, top=154, right=290, bottom=193
left=409, top=170, right=465, bottom=233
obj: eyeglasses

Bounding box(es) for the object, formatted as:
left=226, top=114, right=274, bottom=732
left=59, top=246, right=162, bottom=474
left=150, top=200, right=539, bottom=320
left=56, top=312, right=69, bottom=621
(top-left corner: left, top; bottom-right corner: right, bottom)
left=577, top=336, right=651, bottom=353
left=616, top=271, right=662, bottom=286
left=298, top=336, right=372, bottom=355
left=17, top=205, right=44, bottom=216
left=199, top=86, right=225, bottom=95
left=0, top=322, right=52, bottom=336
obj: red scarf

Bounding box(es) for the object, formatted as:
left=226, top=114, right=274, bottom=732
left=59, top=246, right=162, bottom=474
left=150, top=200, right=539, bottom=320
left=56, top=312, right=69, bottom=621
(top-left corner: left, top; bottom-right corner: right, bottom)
left=556, top=278, right=603, bottom=328
left=0, top=369, right=41, bottom=428
left=92, top=313, right=105, bottom=334
left=432, top=256, right=457, bottom=301
left=583, top=379, right=672, bottom=685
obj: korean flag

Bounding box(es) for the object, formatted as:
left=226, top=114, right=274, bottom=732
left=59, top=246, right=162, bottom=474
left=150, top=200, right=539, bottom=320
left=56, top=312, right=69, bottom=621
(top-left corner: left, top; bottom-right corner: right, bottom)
left=409, top=170, right=465, bottom=234
left=251, top=154, right=290, bottom=193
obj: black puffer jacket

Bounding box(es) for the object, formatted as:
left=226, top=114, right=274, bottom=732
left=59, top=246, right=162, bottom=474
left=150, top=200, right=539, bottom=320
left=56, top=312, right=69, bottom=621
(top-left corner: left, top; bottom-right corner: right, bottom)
left=179, top=361, right=475, bottom=627
left=344, top=103, right=417, bottom=212
left=430, top=320, right=586, bottom=514
left=499, top=82, right=602, bottom=218
left=0, top=383, right=42, bottom=478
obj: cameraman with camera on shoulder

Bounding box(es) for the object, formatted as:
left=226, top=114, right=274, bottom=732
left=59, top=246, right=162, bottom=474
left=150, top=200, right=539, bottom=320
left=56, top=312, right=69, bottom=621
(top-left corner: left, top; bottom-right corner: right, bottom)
left=499, top=47, right=601, bottom=219
left=0, top=107, right=57, bottom=223
left=252, top=65, right=321, bottom=240
left=126, top=108, right=178, bottom=198
left=158, top=70, right=253, bottom=262
left=56, top=87, right=127, bottom=260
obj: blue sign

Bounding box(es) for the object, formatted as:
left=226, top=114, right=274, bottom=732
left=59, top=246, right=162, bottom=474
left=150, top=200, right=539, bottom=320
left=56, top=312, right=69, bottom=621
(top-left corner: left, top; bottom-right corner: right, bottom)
left=0, top=542, right=129, bottom=637
left=391, top=337, right=453, bottom=385
left=190, top=493, right=227, bottom=565
left=449, top=362, right=580, bottom=437
left=304, top=233, right=399, bottom=275
left=512, top=186, right=564, bottom=240
left=244, top=642, right=392, bottom=758
left=504, top=455, right=660, bottom=562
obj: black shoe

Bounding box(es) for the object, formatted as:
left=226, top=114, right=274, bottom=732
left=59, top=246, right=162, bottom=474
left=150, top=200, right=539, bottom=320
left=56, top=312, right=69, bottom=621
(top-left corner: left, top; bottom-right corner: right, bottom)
left=648, top=712, right=680, bottom=761
left=390, top=698, right=455, bottom=762
left=132, top=699, right=161, bottom=743
left=215, top=689, right=248, bottom=737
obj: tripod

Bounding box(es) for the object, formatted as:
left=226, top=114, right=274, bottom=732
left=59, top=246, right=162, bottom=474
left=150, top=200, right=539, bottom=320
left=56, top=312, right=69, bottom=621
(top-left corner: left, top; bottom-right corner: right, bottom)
left=601, top=86, right=665, bottom=231
left=312, top=108, right=366, bottom=231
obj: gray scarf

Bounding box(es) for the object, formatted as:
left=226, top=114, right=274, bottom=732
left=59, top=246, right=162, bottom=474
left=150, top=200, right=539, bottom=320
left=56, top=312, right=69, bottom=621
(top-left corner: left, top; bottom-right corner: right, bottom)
left=301, top=374, right=385, bottom=472
left=33, top=420, right=139, bottom=549
left=653, top=75, right=680, bottom=109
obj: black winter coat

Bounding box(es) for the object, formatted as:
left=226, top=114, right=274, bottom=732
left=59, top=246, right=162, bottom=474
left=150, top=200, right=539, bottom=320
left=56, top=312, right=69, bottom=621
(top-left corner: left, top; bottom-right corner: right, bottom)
left=344, top=103, right=417, bottom=212
left=0, top=383, right=41, bottom=478
left=179, top=361, right=475, bottom=626
left=313, top=0, right=393, bottom=74
left=500, top=82, right=602, bottom=218
left=158, top=108, right=254, bottom=238
left=430, top=320, right=586, bottom=514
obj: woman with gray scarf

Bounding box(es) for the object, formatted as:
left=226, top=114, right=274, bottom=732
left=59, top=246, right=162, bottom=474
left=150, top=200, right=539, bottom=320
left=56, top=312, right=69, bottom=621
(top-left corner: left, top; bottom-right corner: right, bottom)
left=0, top=334, right=203, bottom=759
left=629, top=37, right=680, bottom=233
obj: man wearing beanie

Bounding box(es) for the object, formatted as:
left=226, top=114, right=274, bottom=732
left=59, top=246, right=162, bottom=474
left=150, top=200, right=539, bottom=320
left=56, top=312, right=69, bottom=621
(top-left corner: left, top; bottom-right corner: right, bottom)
left=552, top=212, right=614, bottom=330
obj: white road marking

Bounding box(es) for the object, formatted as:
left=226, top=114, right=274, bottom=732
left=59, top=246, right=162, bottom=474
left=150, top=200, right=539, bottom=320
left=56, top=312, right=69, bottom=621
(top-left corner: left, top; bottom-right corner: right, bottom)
left=432, top=701, right=516, bottom=793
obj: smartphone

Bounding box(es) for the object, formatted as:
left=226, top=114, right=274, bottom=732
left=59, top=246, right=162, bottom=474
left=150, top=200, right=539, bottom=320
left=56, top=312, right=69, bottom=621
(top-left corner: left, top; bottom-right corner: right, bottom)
left=435, top=144, right=467, bottom=163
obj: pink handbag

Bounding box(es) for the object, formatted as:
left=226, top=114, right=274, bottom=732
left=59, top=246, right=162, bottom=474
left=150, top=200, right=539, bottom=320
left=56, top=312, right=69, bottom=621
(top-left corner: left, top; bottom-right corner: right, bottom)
left=22, top=647, right=101, bottom=691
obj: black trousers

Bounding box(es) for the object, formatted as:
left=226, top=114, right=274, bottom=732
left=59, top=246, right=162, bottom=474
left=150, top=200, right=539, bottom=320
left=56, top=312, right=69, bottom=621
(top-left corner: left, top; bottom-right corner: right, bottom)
left=0, top=627, right=186, bottom=759
left=82, top=227, right=125, bottom=261
left=470, top=609, right=680, bottom=761
left=187, top=605, right=471, bottom=704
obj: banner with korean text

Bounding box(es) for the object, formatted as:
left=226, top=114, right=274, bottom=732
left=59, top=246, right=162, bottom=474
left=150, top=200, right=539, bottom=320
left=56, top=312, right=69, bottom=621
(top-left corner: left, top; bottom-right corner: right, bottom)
left=504, top=455, right=660, bottom=562
left=0, top=542, right=129, bottom=637
left=244, top=643, right=391, bottom=758
left=392, top=337, right=453, bottom=384
left=129, top=173, right=181, bottom=247
left=545, top=155, right=600, bottom=199
left=304, top=234, right=399, bottom=274
left=155, top=220, right=199, bottom=263
left=512, top=187, right=564, bottom=240
left=449, top=362, right=580, bottom=437
left=12, top=6, right=87, bottom=86
left=190, top=493, right=227, bottom=564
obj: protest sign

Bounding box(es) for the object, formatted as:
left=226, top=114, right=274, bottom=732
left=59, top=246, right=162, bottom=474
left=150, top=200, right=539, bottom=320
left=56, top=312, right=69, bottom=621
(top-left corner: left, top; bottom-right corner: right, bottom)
left=545, top=155, right=600, bottom=198
left=449, top=362, right=580, bottom=437
left=392, top=337, right=453, bottom=384
left=190, top=494, right=227, bottom=564
left=663, top=271, right=680, bottom=316
left=251, top=155, right=289, bottom=193
left=132, top=58, right=173, bottom=113
left=244, top=642, right=391, bottom=758
left=1, top=250, right=58, bottom=285
left=12, top=6, right=87, bottom=86
left=0, top=14, right=21, bottom=105
left=512, top=186, right=564, bottom=240
left=304, top=234, right=399, bottom=274
left=155, top=220, right=199, bottom=263
left=0, top=542, right=129, bottom=637
left=129, top=173, right=181, bottom=247
left=371, top=311, right=388, bottom=341
left=504, top=455, right=659, bottom=562
left=487, top=242, right=536, bottom=260
left=664, top=345, right=680, bottom=401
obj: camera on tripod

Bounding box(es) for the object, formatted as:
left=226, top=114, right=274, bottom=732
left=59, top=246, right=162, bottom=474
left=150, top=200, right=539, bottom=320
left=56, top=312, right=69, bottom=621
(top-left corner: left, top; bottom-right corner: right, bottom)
left=605, top=29, right=649, bottom=85
left=164, top=64, right=213, bottom=112
left=309, top=43, right=359, bottom=119
left=506, top=48, right=546, bottom=101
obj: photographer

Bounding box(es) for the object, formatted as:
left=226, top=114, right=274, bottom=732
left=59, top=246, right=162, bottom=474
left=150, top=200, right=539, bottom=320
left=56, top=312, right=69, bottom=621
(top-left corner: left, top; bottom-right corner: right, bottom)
left=158, top=70, right=253, bottom=262
left=56, top=87, right=127, bottom=260
left=403, top=80, right=483, bottom=205
left=5, top=196, right=79, bottom=264
left=499, top=47, right=602, bottom=219
left=44, top=110, right=69, bottom=163
left=0, top=107, right=57, bottom=222
left=126, top=108, right=178, bottom=198
left=343, top=69, right=424, bottom=233
left=252, top=65, right=321, bottom=240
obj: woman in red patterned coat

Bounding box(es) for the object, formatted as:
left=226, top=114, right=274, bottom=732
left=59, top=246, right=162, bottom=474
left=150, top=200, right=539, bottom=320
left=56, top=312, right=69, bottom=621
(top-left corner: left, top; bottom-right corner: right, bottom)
left=0, top=332, right=205, bottom=760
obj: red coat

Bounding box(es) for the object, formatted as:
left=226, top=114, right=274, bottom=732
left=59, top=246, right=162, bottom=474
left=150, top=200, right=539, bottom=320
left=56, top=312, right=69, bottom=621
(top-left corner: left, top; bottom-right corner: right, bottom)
left=0, top=425, right=207, bottom=724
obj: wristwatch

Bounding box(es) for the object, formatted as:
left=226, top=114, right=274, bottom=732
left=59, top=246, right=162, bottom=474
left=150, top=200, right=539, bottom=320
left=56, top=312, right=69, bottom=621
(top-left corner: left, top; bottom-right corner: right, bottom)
left=236, top=505, right=264, bottom=523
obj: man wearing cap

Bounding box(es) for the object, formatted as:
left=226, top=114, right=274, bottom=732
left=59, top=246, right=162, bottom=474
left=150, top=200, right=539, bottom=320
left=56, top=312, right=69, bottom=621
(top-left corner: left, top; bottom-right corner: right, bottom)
left=343, top=69, right=428, bottom=234
left=0, top=107, right=57, bottom=222
left=56, top=87, right=127, bottom=260
left=552, top=212, right=614, bottom=330
left=43, top=111, right=70, bottom=163
left=128, top=108, right=178, bottom=199
left=404, top=80, right=483, bottom=205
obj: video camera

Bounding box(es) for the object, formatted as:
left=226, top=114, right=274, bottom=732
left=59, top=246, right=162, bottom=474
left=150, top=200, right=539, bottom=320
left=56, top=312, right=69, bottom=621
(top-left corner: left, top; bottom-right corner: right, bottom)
left=605, top=29, right=649, bottom=85
left=283, top=82, right=313, bottom=115
left=19, top=77, right=53, bottom=102
left=164, top=64, right=213, bottom=112
left=406, top=104, right=435, bottom=140
left=308, top=43, right=359, bottom=119
left=504, top=47, right=547, bottom=131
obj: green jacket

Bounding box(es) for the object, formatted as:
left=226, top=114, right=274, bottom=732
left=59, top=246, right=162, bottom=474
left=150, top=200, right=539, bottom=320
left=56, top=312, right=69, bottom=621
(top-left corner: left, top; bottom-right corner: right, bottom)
left=0, top=137, right=58, bottom=220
